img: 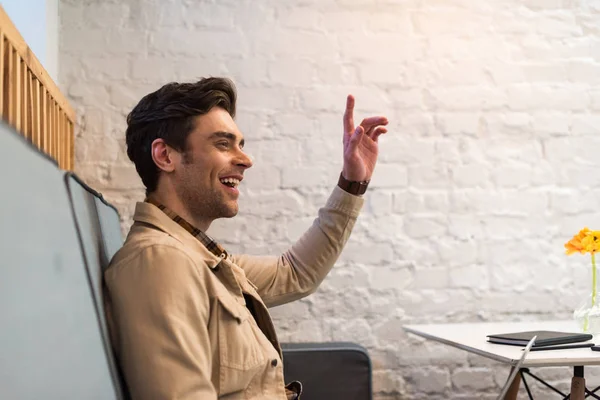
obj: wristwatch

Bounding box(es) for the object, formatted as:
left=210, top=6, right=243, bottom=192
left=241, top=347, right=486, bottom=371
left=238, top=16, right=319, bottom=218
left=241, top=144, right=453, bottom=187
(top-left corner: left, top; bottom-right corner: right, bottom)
left=337, top=172, right=369, bottom=196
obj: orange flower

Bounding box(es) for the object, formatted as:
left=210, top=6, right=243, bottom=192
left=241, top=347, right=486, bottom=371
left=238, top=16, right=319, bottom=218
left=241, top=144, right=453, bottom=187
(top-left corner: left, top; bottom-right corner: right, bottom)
left=582, top=231, right=600, bottom=254
left=565, top=227, right=591, bottom=255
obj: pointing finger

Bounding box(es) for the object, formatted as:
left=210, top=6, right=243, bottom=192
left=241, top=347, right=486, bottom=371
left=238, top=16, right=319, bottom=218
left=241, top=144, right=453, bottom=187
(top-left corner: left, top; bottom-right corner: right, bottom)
left=344, top=95, right=355, bottom=135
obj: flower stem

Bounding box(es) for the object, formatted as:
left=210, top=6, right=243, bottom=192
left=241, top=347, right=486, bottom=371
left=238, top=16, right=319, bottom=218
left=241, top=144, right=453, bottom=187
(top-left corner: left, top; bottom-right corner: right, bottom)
left=586, top=253, right=597, bottom=332
left=593, top=252, right=597, bottom=308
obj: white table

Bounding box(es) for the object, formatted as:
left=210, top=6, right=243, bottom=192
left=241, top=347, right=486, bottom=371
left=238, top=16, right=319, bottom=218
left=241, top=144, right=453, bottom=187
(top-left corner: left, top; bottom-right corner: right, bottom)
left=404, top=320, right=600, bottom=399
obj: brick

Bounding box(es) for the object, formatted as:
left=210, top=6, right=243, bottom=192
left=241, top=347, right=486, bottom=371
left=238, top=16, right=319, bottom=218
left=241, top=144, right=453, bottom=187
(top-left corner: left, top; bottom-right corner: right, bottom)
left=379, top=137, right=435, bottom=164
left=410, top=267, right=449, bottom=289
left=364, top=190, right=394, bottom=216
left=407, top=368, right=450, bottom=393
left=435, top=113, right=481, bottom=135
left=427, top=88, right=508, bottom=111
left=339, top=34, right=425, bottom=62
left=409, top=165, right=450, bottom=189
left=130, top=56, right=176, bottom=82
left=372, top=370, right=406, bottom=394
left=371, top=164, right=408, bottom=188
left=268, top=59, right=316, bottom=86
left=281, top=166, right=335, bottom=188
left=245, top=164, right=281, bottom=190
left=412, top=10, right=492, bottom=35
left=451, top=164, right=491, bottom=188
left=221, top=58, right=270, bottom=87
left=184, top=4, right=235, bottom=29
left=244, top=190, right=305, bottom=217
left=357, top=62, right=405, bottom=86
left=536, top=13, right=582, bottom=37
left=83, top=3, right=130, bottom=29
left=591, top=90, right=600, bottom=110
left=237, top=86, right=295, bottom=111
left=448, top=215, right=484, bottom=240
left=484, top=112, right=532, bottom=136
left=150, top=29, right=247, bottom=56
left=369, top=266, right=413, bottom=290
left=491, top=164, right=532, bottom=188
left=405, top=192, right=450, bottom=214
left=452, top=368, right=495, bottom=391
left=366, top=10, right=412, bottom=34
left=404, top=215, right=447, bottom=238
left=254, top=30, right=336, bottom=57
left=532, top=112, right=570, bottom=134
left=545, top=137, right=600, bottom=163
left=571, top=115, right=600, bottom=135
left=449, top=264, right=489, bottom=290
left=278, top=7, right=321, bottom=29
left=108, top=164, right=145, bottom=190
left=436, top=239, right=479, bottom=267
left=507, top=85, right=589, bottom=111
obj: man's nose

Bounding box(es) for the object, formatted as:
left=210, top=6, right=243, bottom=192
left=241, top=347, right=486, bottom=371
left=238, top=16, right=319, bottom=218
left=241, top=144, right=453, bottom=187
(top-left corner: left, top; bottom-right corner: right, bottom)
left=235, top=150, right=253, bottom=169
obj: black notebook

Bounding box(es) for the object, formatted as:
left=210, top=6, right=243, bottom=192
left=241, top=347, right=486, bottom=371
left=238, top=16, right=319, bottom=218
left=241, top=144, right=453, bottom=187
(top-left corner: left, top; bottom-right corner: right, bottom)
left=486, top=330, right=593, bottom=347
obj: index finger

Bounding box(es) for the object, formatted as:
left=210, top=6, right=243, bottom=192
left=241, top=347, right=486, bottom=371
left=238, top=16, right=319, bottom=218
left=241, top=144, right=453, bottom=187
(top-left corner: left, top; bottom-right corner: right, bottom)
left=360, top=116, right=389, bottom=128
left=343, top=95, right=355, bottom=134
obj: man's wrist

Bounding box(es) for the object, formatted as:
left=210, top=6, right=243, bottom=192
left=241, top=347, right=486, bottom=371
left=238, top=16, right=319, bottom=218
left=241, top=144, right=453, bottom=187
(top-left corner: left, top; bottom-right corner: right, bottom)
left=337, top=172, right=369, bottom=196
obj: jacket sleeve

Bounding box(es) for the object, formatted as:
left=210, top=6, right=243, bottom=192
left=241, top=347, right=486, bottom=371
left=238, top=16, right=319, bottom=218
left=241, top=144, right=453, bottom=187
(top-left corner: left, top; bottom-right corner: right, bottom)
left=105, top=244, right=217, bottom=400
left=232, top=185, right=364, bottom=308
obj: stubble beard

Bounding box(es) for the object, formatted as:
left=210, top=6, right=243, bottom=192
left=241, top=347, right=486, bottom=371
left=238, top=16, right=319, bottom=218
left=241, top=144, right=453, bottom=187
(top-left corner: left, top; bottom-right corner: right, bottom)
left=177, top=179, right=238, bottom=225
left=178, top=152, right=238, bottom=225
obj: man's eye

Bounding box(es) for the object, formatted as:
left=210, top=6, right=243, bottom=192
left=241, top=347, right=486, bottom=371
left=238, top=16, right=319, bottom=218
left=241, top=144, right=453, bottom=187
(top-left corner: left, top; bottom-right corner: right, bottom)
left=217, top=142, right=229, bottom=148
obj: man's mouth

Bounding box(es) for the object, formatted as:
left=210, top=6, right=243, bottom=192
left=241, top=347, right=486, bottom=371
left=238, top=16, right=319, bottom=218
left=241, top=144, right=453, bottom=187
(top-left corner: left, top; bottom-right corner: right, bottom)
left=220, top=177, right=240, bottom=188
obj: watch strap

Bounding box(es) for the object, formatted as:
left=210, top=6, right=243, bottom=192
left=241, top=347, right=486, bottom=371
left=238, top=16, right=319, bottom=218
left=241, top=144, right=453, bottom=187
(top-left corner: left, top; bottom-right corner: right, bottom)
left=337, top=172, right=369, bottom=195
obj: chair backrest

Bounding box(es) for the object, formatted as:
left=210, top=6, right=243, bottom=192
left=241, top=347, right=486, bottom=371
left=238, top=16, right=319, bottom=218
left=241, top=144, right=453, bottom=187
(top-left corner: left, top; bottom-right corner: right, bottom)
left=0, top=122, right=121, bottom=399
left=95, top=195, right=124, bottom=269
left=65, top=172, right=127, bottom=399
left=282, top=342, right=372, bottom=400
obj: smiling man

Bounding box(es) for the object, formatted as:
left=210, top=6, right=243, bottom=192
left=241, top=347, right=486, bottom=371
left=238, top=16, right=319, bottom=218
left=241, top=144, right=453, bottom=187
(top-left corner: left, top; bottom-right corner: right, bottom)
left=104, top=77, right=388, bottom=400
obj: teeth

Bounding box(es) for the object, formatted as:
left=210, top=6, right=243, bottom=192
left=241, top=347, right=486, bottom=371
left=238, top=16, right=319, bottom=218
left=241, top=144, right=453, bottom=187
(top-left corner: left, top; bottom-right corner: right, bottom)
left=220, top=177, right=240, bottom=187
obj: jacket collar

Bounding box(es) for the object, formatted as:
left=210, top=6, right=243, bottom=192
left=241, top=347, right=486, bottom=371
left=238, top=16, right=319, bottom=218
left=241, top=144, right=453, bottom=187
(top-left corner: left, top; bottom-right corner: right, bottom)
left=132, top=201, right=222, bottom=270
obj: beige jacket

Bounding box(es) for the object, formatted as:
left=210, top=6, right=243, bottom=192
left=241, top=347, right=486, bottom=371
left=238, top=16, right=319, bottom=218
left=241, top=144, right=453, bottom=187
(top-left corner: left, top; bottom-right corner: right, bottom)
left=104, top=186, right=363, bottom=400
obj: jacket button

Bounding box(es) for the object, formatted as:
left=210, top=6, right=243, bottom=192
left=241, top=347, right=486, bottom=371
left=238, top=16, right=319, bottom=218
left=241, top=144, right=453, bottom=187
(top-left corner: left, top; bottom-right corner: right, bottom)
left=271, top=359, right=278, bottom=367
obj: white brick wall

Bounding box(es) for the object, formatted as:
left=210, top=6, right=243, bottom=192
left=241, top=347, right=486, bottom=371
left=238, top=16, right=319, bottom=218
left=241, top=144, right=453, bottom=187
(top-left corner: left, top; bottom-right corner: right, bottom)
left=59, top=0, right=600, bottom=398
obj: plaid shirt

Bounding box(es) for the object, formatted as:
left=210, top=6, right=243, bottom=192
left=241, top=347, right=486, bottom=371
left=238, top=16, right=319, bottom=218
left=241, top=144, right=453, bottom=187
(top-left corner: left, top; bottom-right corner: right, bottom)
left=145, top=198, right=229, bottom=260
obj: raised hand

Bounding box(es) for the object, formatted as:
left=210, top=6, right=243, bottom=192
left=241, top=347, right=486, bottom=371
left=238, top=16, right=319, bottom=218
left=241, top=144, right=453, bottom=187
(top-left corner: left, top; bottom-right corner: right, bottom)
left=342, top=95, right=389, bottom=182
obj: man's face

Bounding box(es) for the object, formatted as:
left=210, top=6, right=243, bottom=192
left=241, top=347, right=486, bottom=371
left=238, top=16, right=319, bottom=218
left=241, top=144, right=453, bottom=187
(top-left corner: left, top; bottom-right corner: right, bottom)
left=174, top=107, right=252, bottom=224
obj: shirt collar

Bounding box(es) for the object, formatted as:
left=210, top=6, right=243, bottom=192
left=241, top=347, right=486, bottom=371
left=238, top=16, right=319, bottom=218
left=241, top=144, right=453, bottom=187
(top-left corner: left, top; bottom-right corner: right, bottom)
left=144, top=197, right=229, bottom=260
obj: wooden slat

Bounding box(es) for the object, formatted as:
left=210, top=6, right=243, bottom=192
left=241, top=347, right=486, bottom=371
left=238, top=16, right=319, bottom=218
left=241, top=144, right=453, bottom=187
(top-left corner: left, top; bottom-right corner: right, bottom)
left=68, top=120, right=74, bottom=170
left=32, top=78, right=40, bottom=147
left=41, top=86, right=47, bottom=152
left=51, top=100, right=56, bottom=160
left=2, top=37, right=8, bottom=121
left=6, top=45, right=13, bottom=125
left=22, top=62, right=28, bottom=140
left=0, top=31, right=4, bottom=115
left=57, top=111, right=62, bottom=168
left=54, top=101, right=59, bottom=165
left=0, top=5, right=74, bottom=122
left=14, top=51, right=20, bottom=131
left=48, top=95, right=53, bottom=156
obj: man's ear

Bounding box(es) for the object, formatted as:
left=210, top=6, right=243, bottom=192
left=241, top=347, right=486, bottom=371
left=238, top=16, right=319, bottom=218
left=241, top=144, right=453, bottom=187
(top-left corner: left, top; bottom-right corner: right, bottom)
left=151, top=139, right=179, bottom=172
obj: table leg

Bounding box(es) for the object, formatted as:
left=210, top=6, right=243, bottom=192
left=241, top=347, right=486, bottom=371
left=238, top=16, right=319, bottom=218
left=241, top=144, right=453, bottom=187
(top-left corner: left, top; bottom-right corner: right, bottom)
left=570, top=366, right=585, bottom=400
left=504, top=366, right=522, bottom=400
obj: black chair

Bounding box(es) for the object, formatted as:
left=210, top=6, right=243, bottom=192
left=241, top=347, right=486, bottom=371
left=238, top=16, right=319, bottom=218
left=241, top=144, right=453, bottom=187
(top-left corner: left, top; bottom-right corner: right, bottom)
left=282, top=342, right=372, bottom=400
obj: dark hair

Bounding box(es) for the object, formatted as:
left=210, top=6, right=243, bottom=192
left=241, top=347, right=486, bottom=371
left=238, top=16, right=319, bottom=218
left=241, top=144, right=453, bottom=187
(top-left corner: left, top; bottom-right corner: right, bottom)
left=125, top=77, right=237, bottom=193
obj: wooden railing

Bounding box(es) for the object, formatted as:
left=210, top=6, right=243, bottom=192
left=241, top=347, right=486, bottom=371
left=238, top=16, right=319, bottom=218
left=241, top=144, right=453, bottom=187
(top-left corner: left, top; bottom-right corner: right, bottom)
left=0, top=5, right=75, bottom=170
